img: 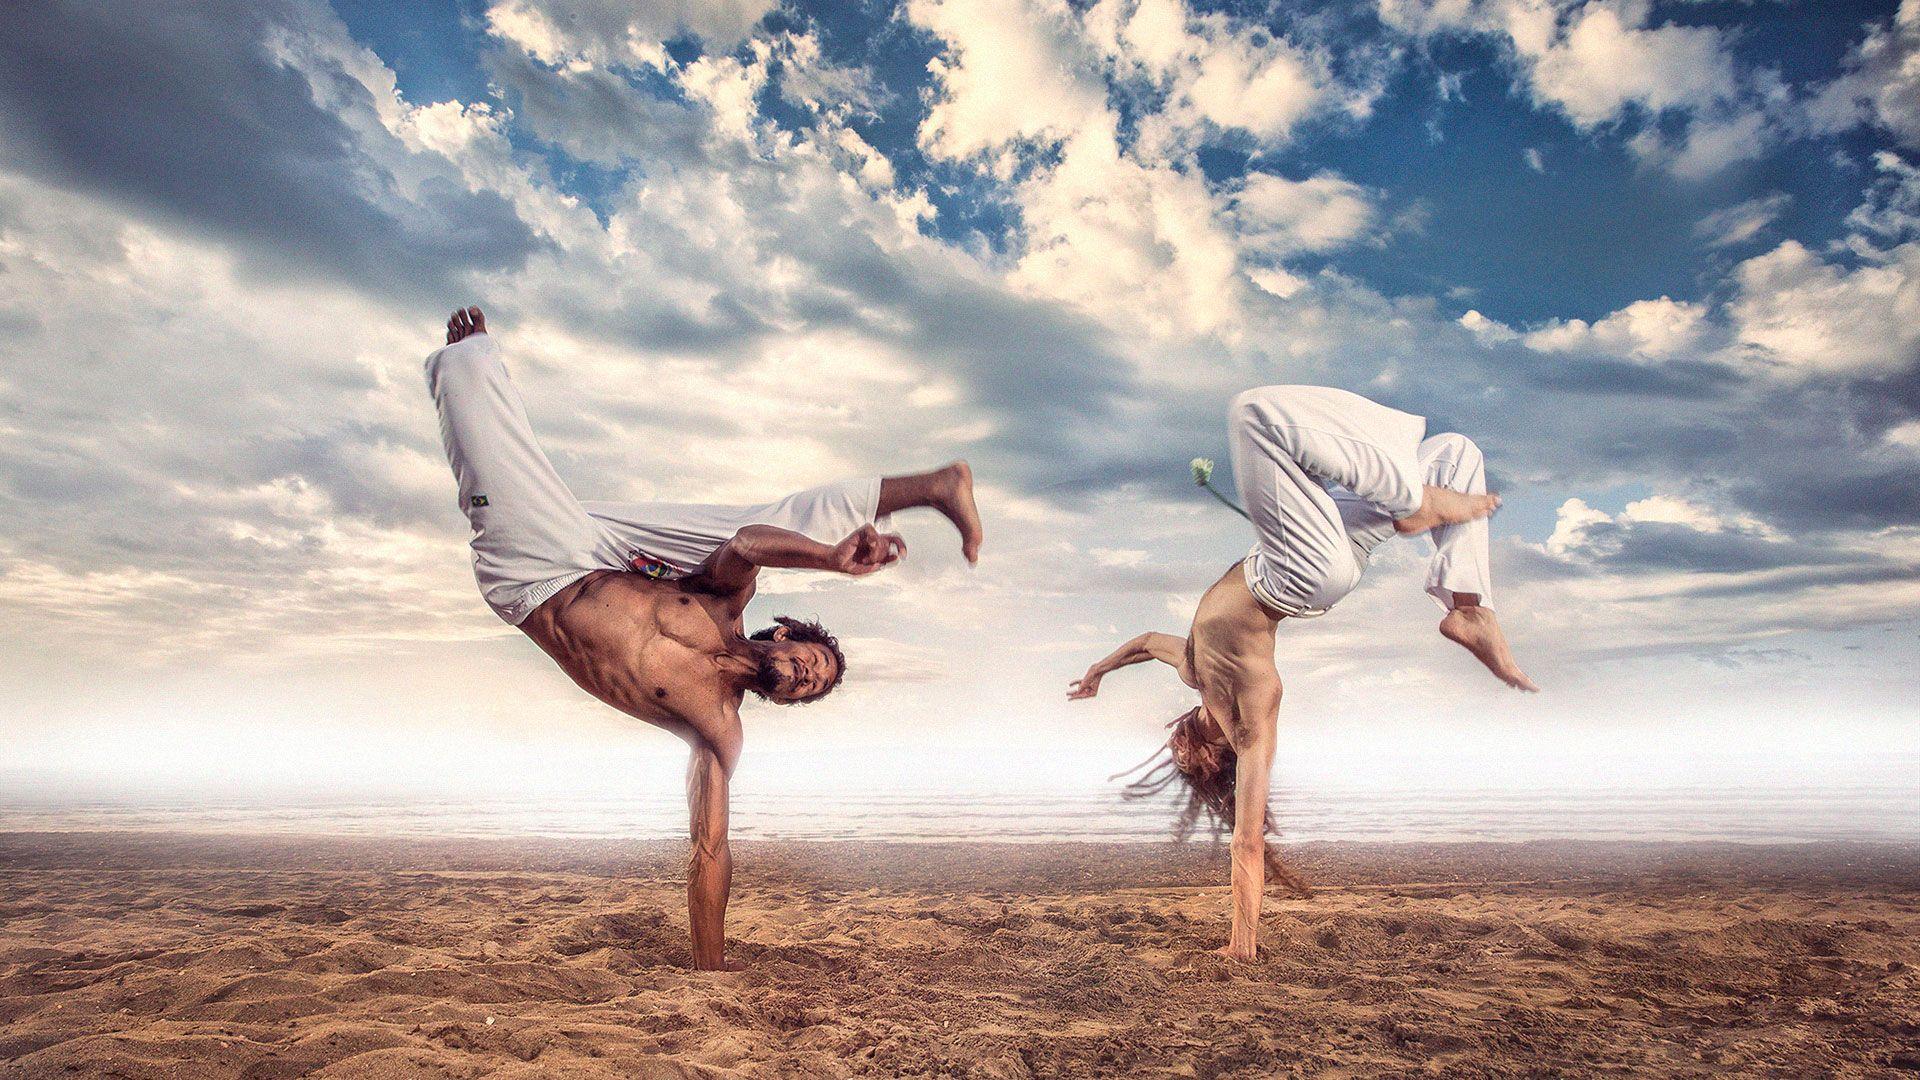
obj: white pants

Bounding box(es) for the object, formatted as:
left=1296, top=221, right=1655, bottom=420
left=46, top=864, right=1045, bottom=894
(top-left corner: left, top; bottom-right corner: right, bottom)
left=426, top=333, right=885, bottom=624
left=1228, top=385, right=1494, bottom=618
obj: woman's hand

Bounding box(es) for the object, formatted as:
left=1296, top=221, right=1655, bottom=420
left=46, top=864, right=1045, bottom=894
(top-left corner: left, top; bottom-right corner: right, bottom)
left=1067, top=668, right=1104, bottom=699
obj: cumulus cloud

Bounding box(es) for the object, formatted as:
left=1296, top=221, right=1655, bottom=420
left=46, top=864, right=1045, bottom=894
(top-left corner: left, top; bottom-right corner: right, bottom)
left=1479, top=155, right=1918, bottom=382
left=904, top=0, right=1389, bottom=344
left=1091, top=0, right=1372, bottom=149
left=1523, top=297, right=1714, bottom=364
left=908, top=0, right=1110, bottom=162
left=1804, top=0, right=1920, bottom=149
left=1228, top=172, right=1378, bottom=259
left=1729, top=240, right=1920, bottom=376
left=1379, top=0, right=1776, bottom=176
left=1517, top=1, right=1739, bottom=128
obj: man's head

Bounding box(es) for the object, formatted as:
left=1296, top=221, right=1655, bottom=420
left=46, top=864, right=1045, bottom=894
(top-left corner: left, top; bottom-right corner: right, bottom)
left=747, top=616, right=845, bottom=704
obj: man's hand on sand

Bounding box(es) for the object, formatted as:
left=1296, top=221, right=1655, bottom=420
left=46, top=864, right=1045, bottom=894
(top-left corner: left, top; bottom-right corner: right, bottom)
left=1066, top=669, right=1103, bottom=699
left=826, top=524, right=905, bottom=576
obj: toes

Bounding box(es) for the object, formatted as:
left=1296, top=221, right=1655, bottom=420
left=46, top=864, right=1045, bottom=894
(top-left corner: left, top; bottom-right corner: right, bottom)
left=467, top=306, right=486, bottom=333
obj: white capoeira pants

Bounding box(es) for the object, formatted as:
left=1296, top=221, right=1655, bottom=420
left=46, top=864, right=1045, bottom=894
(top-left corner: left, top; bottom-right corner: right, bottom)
left=425, top=333, right=887, bottom=625
left=1228, top=385, right=1495, bottom=618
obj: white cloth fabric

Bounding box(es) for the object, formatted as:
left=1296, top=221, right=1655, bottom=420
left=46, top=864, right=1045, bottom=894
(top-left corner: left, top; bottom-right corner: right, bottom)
left=426, top=333, right=883, bottom=624
left=1227, top=385, right=1494, bottom=618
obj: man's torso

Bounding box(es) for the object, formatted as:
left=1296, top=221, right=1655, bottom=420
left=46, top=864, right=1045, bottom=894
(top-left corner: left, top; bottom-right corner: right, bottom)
left=517, top=570, right=741, bottom=741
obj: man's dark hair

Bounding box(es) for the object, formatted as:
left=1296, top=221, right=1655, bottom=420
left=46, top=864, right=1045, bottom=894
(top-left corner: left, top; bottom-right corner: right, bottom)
left=1113, top=707, right=1312, bottom=897
left=749, top=616, right=846, bottom=702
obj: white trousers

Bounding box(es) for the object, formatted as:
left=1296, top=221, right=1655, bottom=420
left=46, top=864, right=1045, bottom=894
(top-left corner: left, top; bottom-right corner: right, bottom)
left=1228, top=385, right=1494, bottom=618
left=426, top=333, right=884, bottom=624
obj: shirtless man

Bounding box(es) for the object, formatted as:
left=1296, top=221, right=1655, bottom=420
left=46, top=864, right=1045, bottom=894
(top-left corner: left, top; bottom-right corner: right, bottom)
left=426, top=306, right=982, bottom=970
left=1069, top=385, right=1535, bottom=960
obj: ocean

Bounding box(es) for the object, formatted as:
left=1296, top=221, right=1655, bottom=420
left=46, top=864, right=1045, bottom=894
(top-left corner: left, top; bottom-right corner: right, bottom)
left=2, top=765, right=1914, bottom=844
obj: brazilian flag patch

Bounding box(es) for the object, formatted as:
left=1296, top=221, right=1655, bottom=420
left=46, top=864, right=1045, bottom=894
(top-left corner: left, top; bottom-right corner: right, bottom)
left=469, top=494, right=489, bottom=508
left=629, top=554, right=670, bottom=578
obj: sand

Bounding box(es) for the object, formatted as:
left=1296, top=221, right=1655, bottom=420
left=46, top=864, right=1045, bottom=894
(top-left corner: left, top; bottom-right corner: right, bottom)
left=2, top=834, right=1918, bottom=1078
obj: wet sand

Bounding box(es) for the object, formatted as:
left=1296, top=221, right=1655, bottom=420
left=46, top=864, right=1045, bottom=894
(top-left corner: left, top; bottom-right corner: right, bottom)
left=2, top=833, right=1918, bottom=1078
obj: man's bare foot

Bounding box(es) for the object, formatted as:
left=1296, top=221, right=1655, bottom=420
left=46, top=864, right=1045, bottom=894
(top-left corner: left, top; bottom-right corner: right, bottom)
left=933, top=460, right=983, bottom=564
left=1394, top=484, right=1500, bottom=535
left=1439, top=605, right=1539, bottom=692
left=445, top=305, right=488, bottom=345
left=1214, top=943, right=1256, bottom=962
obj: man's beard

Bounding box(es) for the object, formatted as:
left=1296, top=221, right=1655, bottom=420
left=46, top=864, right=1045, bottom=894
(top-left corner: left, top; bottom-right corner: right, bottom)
left=749, top=654, right=791, bottom=699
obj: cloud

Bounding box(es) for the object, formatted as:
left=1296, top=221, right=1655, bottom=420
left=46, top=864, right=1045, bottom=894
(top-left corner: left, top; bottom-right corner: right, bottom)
left=1729, top=240, right=1920, bottom=376
left=1379, top=0, right=1774, bottom=177
left=1847, top=150, right=1920, bottom=243
left=1695, top=192, right=1791, bottom=250
left=1540, top=495, right=1813, bottom=574
left=1523, top=297, right=1713, bottom=364
left=0, top=0, right=544, bottom=302
left=1516, top=1, right=1738, bottom=129
left=1804, top=0, right=1920, bottom=149
left=907, top=0, right=1110, bottom=162
left=1094, top=0, right=1368, bottom=148
left=483, top=0, right=778, bottom=68
left=1228, top=171, right=1378, bottom=259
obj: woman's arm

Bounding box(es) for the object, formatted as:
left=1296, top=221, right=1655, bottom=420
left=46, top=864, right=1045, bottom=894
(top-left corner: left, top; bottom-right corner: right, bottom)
left=1221, top=737, right=1274, bottom=960
left=1067, top=632, right=1191, bottom=699
left=1220, top=686, right=1280, bottom=960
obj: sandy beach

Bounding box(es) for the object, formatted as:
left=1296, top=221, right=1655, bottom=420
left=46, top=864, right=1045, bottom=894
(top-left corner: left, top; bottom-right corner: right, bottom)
left=2, top=834, right=1917, bottom=1078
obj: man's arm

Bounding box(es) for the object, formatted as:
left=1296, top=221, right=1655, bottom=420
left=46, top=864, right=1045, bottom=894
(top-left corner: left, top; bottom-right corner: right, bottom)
left=685, top=714, right=742, bottom=971
left=1221, top=690, right=1279, bottom=961
left=1067, top=631, right=1192, bottom=698
left=693, top=523, right=906, bottom=616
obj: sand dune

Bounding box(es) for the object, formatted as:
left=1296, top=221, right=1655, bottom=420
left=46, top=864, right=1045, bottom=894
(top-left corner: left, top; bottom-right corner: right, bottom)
left=2, top=834, right=1918, bottom=1077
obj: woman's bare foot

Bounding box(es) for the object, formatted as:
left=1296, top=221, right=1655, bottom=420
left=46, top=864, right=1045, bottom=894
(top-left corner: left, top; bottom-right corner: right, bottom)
left=934, top=461, right=983, bottom=564
left=1438, top=606, right=1539, bottom=692
left=1394, top=484, right=1500, bottom=535
left=445, top=305, right=488, bottom=345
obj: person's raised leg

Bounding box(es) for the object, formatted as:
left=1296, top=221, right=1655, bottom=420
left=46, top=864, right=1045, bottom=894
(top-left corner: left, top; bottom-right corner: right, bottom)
left=1392, top=485, right=1502, bottom=535
left=1417, top=433, right=1537, bottom=691
left=1230, top=393, right=1363, bottom=616
left=1440, top=596, right=1538, bottom=692
left=446, top=305, right=487, bottom=344
left=1392, top=430, right=1501, bottom=535
left=877, top=461, right=982, bottom=565
left=1230, top=385, right=1497, bottom=538
left=426, top=305, right=609, bottom=623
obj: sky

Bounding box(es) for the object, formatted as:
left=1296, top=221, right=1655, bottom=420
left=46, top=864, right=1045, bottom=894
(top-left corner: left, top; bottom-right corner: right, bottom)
left=2, top=0, right=1919, bottom=803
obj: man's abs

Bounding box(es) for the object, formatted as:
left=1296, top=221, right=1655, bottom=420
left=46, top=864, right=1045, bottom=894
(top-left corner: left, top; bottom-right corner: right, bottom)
left=519, top=572, right=730, bottom=727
